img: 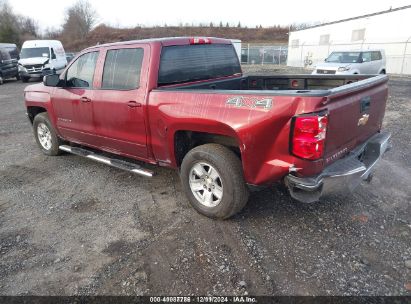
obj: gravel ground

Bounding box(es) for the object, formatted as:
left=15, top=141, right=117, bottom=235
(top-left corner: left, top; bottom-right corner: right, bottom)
left=0, top=72, right=410, bottom=296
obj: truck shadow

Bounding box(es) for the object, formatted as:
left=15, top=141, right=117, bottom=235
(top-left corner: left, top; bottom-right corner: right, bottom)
left=236, top=183, right=354, bottom=221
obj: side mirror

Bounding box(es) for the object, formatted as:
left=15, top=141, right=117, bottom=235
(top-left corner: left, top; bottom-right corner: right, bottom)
left=43, top=74, right=61, bottom=87
left=324, top=58, right=328, bottom=62
left=358, top=58, right=364, bottom=63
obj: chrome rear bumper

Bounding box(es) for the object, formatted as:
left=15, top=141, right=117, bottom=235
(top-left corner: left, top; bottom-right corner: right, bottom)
left=285, top=132, right=391, bottom=203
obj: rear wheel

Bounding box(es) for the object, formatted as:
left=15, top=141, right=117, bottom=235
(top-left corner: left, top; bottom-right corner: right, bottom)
left=180, top=144, right=249, bottom=219
left=33, top=113, right=62, bottom=156
left=15, top=73, right=21, bottom=80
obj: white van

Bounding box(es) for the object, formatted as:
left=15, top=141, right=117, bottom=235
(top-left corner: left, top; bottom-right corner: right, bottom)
left=18, top=40, right=67, bottom=82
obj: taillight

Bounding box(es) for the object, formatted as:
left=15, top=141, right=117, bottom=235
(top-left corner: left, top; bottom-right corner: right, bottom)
left=291, top=113, right=328, bottom=160
left=189, top=37, right=211, bottom=44
left=291, top=80, right=299, bottom=88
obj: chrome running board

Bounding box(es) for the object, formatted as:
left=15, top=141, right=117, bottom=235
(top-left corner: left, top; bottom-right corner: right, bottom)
left=59, top=145, right=154, bottom=177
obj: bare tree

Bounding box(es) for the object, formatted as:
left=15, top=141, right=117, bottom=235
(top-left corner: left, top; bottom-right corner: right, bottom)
left=0, top=0, right=19, bottom=43
left=0, top=0, right=38, bottom=45
left=62, top=0, right=97, bottom=41
left=290, top=22, right=322, bottom=31
left=43, top=27, right=61, bottom=40
left=18, top=16, right=38, bottom=37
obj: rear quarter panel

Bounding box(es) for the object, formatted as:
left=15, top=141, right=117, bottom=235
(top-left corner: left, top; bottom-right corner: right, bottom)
left=148, top=90, right=327, bottom=185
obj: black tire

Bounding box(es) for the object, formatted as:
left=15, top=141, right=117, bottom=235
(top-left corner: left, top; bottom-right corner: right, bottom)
left=15, top=73, right=21, bottom=81
left=33, top=112, right=62, bottom=156
left=180, top=144, right=249, bottom=219
left=380, top=70, right=386, bottom=74
left=22, top=77, right=29, bottom=83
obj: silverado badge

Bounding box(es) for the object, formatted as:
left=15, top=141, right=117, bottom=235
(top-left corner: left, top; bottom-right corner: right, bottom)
left=358, top=114, right=370, bottom=126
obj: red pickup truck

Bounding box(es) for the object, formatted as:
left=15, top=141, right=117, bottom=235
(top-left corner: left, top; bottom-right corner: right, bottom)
left=24, top=37, right=391, bottom=219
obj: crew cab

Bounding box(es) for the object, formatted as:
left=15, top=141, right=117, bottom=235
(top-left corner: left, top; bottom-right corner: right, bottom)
left=24, top=37, right=391, bottom=219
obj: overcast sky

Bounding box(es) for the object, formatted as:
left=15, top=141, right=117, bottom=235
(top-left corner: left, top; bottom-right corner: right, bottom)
left=9, top=0, right=411, bottom=31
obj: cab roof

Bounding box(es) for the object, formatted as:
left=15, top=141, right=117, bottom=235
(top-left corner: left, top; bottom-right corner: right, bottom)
left=84, top=37, right=233, bottom=51
left=22, top=40, right=64, bottom=48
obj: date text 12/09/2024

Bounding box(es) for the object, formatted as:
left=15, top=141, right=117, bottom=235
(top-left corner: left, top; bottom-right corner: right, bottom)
left=149, top=296, right=257, bottom=303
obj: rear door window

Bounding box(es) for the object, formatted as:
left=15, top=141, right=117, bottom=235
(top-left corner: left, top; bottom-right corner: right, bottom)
left=362, top=52, right=372, bottom=62
left=158, top=44, right=241, bottom=85
left=371, top=51, right=382, bottom=61
left=66, top=51, right=99, bottom=88
left=102, top=48, right=144, bottom=90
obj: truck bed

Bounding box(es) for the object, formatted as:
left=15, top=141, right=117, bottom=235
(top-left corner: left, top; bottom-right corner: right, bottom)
left=151, top=74, right=388, bottom=183
left=159, top=74, right=384, bottom=95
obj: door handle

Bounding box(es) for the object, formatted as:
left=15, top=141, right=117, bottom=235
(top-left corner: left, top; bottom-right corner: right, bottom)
left=127, top=101, right=142, bottom=108
left=80, top=97, right=91, bottom=103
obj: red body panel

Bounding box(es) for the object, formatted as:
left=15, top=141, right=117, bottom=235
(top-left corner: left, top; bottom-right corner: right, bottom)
left=147, top=90, right=327, bottom=184
left=24, top=37, right=388, bottom=186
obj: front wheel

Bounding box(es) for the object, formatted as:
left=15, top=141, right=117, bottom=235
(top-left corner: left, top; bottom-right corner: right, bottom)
left=180, top=144, right=249, bottom=219
left=22, top=77, right=29, bottom=83
left=33, top=113, right=62, bottom=156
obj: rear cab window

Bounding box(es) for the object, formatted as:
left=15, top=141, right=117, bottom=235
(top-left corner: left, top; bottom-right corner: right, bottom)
left=158, top=44, right=241, bottom=86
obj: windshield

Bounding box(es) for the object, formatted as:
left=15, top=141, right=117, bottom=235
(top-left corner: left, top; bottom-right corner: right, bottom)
left=20, top=47, right=50, bottom=59
left=326, top=52, right=361, bottom=63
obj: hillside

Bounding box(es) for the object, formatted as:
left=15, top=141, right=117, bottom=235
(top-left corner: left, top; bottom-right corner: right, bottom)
left=62, top=24, right=289, bottom=51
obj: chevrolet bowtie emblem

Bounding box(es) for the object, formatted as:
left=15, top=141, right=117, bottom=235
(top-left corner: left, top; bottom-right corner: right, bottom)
left=358, top=114, right=370, bottom=126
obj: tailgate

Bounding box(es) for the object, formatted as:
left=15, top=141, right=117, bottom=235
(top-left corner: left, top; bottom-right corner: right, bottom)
left=323, top=75, right=388, bottom=164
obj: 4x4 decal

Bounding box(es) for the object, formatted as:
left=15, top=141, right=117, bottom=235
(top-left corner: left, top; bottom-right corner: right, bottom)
left=226, top=96, right=273, bottom=109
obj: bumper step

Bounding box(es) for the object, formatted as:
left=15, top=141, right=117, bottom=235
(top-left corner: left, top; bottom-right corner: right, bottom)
left=59, top=145, right=154, bottom=177
left=285, top=131, right=391, bottom=203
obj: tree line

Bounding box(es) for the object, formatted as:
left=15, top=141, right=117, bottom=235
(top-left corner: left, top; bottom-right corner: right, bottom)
left=0, top=0, right=97, bottom=48
left=0, top=0, right=38, bottom=46
left=1, top=0, right=308, bottom=52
